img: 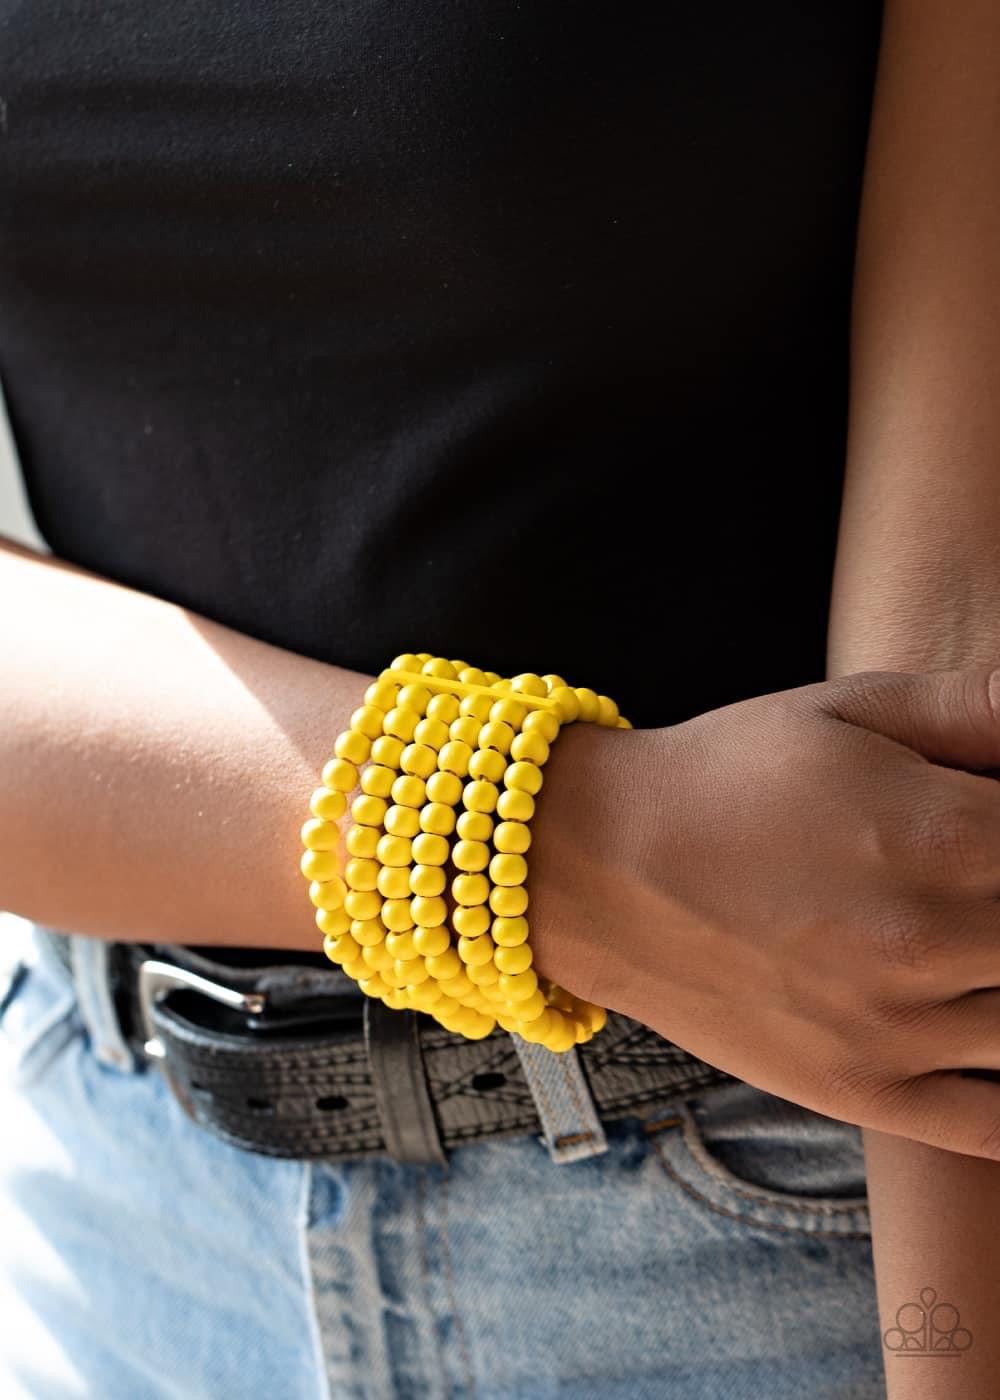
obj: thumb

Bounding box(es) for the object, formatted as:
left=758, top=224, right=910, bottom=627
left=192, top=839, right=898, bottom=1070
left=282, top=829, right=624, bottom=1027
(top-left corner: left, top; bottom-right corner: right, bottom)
left=812, top=666, right=1000, bottom=772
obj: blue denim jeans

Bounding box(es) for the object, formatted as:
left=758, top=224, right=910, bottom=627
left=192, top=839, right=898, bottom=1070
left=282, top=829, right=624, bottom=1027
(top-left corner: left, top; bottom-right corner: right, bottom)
left=0, top=914, right=884, bottom=1398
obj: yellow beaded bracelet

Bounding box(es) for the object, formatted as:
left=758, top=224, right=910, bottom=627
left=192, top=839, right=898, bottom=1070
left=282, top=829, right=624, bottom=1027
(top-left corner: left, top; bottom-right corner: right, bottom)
left=299, top=654, right=630, bottom=1053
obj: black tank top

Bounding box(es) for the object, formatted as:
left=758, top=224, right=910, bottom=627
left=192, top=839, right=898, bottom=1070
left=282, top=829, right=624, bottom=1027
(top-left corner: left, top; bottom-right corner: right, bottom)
left=1, top=2, right=883, bottom=728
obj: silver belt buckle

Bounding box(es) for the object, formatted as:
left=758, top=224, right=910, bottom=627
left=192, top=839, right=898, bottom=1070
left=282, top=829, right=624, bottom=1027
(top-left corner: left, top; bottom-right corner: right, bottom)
left=137, top=958, right=266, bottom=1061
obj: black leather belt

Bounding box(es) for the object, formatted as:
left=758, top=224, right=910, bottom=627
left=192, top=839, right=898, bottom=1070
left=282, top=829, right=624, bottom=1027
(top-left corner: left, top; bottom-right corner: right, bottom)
left=40, top=930, right=735, bottom=1164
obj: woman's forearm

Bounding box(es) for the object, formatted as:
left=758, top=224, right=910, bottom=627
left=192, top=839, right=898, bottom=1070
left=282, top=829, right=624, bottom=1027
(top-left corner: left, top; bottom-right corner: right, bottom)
left=827, top=4, right=1000, bottom=1395
left=0, top=535, right=373, bottom=949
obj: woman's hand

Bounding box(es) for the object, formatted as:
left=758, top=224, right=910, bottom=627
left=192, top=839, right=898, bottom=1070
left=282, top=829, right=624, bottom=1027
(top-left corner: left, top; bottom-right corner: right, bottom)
left=531, top=664, right=1000, bottom=1161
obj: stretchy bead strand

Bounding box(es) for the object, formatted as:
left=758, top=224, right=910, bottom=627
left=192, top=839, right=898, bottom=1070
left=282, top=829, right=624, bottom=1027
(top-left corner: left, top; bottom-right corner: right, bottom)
left=301, top=654, right=630, bottom=1048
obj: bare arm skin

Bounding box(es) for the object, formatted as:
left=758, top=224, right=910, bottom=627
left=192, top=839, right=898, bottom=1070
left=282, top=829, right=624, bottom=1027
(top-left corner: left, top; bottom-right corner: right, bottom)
left=827, top=2, right=1000, bottom=1393
left=0, top=534, right=375, bottom=950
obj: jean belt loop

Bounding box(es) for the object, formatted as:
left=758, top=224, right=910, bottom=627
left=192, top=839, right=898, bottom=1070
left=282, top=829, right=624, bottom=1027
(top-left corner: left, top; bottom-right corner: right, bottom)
left=511, top=1035, right=609, bottom=1164
left=69, top=934, right=135, bottom=1073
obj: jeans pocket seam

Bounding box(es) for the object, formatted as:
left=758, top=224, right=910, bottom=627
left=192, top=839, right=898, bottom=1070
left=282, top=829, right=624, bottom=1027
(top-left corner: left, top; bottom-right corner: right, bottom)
left=646, top=1104, right=871, bottom=1238
left=678, top=1110, right=867, bottom=1216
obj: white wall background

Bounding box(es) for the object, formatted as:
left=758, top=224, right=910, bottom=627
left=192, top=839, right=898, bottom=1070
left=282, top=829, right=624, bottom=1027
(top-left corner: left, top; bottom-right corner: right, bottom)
left=0, top=376, right=47, bottom=551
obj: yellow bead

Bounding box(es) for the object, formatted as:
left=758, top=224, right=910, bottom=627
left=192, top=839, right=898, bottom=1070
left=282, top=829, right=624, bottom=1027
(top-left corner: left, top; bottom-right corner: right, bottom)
left=492, top=915, right=529, bottom=946
left=345, top=857, right=379, bottom=891
left=467, top=748, right=506, bottom=783
left=616, top=716, right=633, bottom=730
left=350, top=705, right=386, bottom=739
left=351, top=794, right=388, bottom=827
left=385, top=804, right=421, bottom=838
left=345, top=889, right=382, bottom=921
left=323, top=931, right=360, bottom=965
left=463, top=780, right=498, bottom=813
left=384, top=706, right=419, bottom=742
left=482, top=671, right=502, bottom=686
left=439, top=740, right=472, bottom=776
left=315, top=906, right=351, bottom=937
left=397, top=683, right=431, bottom=713
left=574, top=688, right=600, bottom=723
left=376, top=835, right=412, bottom=867
left=459, top=692, right=493, bottom=721
left=523, top=709, right=560, bottom=743
left=541, top=674, right=568, bottom=693
left=346, top=824, right=380, bottom=858
left=490, top=884, right=529, bottom=917
left=549, top=686, right=581, bottom=723
left=453, top=839, right=490, bottom=872
left=458, top=935, right=495, bottom=967
left=427, top=692, right=461, bottom=725
left=489, top=697, right=528, bottom=729
left=402, top=958, right=430, bottom=985
left=437, top=970, right=474, bottom=999
left=301, top=818, right=340, bottom=851
left=401, top=743, right=437, bottom=779
left=362, top=941, right=394, bottom=971
left=382, top=898, right=416, bottom=933
left=419, top=802, right=456, bottom=836
left=504, top=761, right=543, bottom=796
left=494, top=821, right=531, bottom=855
left=397, top=957, right=428, bottom=991
left=425, top=949, right=461, bottom=980
left=510, top=730, right=549, bottom=766
left=411, top=895, right=447, bottom=927
left=409, top=979, right=443, bottom=1007
left=500, top=969, right=538, bottom=1001
left=390, top=652, right=422, bottom=672
left=577, top=1002, right=607, bottom=1036
left=422, top=656, right=457, bottom=680
left=452, top=873, right=490, bottom=907
left=449, top=715, right=482, bottom=747
left=464, top=1014, right=496, bottom=1040
left=511, top=672, right=548, bottom=698
left=385, top=930, right=418, bottom=960
left=382, top=989, right=408, bottom=1010
left=489, top=853, right=527, bottom=887
left=300, top=848, right=340, bottom=882
left=597, top=695, right=620, bottom=727
left=371, top=734, right=405, bottom=768
left=550, top=986, right=577, bottom=1011
left=391, top=774, right=426, bottom=808
left=322, top=757, right=358, bottom=793
left=453, top=903, right=491, bottom=937
left=544, top=1013, right=578, bottom=1053
left=457, top=667, right=487, bottom=687
left=358, top=975, right=389, bottom=998
left=466, top=960, right=500, bottom=986
left=377, top=864, right=411, bottom=900
left=413, top=925, right=451, bottom=957
left=513, top=988, right=547, bottom=1023
left=495, top=792, right=532, bottom=827
left=364, top=679, right=400, bottom=711
left=494, top=943, right=532, bottom=974
left=310, top=786, right=348, bottom=822
left=425, top=770, right=463, bottom=806
left=309, top=876, right=347, bottom=911
left=478, top=720, right=514, bottom=754
left=360, top=764, right=395, bottom=798
left=414, top=716, right=450, bottom=750
left=453, top=811, right=489, bottom=843
left=410, top=864, right=447, bottom=898
left=350, top=918, right=386, bottom=946
left=411, top=832, right=449, bottom=866
left=335, top=729, right=372, bottom=765
left=341, top=956, right=369, bottom=981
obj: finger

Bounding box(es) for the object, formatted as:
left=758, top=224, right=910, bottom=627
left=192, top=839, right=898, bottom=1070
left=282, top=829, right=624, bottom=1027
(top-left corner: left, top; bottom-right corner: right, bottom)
left=864, top=1069, right=1000, bottom=1161
left=922, top=986, right=1000, bottom=1071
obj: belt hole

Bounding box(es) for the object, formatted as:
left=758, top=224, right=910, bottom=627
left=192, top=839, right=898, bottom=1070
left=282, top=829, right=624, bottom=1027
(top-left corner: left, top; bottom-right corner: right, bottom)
left=316, top=1094, right=349, bottom=1112
left=471, top=1072, right=506, bottom=1092
left=246, top=1096, right=274, bottom=1114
